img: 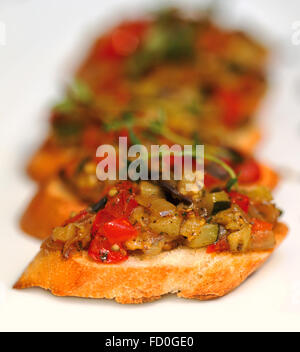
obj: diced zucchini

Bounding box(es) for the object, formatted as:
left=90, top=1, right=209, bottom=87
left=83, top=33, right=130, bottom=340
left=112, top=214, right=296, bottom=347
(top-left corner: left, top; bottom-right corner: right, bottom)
left=208, top=191, right=231, bottom=215
left=187, top=224, right=219, bottom=248
left=149, top=215, right=182, bottom=238
left=227, top=225, right=251, bottom=252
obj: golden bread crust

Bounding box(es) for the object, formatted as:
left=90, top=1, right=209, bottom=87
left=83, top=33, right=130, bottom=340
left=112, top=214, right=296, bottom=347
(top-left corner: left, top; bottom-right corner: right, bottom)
left=14, top=223, right=288, bottom=304
left=258, top=163, right=279, bottom=190
left=27, top=140, right=74, bottom=183
left=20, top=179, right=86, bottom=240
left=230, top=126, right=261, bottom=154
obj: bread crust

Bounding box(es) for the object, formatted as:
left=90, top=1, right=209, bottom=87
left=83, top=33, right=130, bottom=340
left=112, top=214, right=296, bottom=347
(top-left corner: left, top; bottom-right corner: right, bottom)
left=258, top=163, right=279, bottom=190
left=14, top=223, right=288, bottom=304
left=20, top=179, right=86, bottom=240
left=229, top=125, right=261, bottom=155
left=27, top=140, right=75, bottom=183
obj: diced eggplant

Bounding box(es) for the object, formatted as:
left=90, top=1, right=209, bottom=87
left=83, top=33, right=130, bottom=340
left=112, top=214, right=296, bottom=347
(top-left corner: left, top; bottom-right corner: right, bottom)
left=90, top=197, right=108, bottom=213
left=151, top=180, right=192, bottom=205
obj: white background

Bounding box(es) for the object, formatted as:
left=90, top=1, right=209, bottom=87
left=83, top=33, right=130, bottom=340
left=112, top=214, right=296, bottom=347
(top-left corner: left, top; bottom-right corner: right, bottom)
left=0, top=0, right=300, bottom=332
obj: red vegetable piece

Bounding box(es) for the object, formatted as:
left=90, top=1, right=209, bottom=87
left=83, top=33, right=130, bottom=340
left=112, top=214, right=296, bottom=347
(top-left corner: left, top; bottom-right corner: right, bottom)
left=103, top=218, right=138, bottom=244
left=88, top=236, right=128, bottom=264
left=251, top=218, right=273, bottom=233
left=228, top=191, right=250, bottom=213
left=204, top=173, right=221, bottom=188
left=91, top=210, right=114, bottom=237
left=235, top=159, right=261, bottom=184
left=207, top=237, right=230, bottom=253
left=63, top=210, right=88, bottom=226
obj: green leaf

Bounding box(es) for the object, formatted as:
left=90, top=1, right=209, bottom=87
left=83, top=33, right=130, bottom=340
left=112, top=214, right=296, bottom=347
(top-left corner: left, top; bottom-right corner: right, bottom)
left=104, top=112, right=135, bottom=131
left=192, top=132, right=202, bottom=146
left=186, top=101, right=201, bottom=116
left=69, top=79, right=93, bottom=105
left=53, top=98, right=75, bottom=114
left=128, top=129, right=141, bottom=145
left=226, top=178, right=238, bottom=192
left=149, top=109, right=166, bottom=134
left=53, top=121, right=82, bottom=138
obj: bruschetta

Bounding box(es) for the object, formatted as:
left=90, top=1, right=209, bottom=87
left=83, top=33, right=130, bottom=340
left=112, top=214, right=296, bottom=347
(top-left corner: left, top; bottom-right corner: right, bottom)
left=15, top=179, right=287, bottom=303
left=27, top=9, right=268, bottom=183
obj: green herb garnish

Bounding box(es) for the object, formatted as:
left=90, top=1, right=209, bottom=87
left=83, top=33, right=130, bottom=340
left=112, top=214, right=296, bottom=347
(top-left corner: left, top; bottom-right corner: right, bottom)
left=53, top=79, right=93, bottom=114
left=186, top=100, right=202, bottom=116
left=53, top=98, right=75, bottom=114
left=104, top=112, right=135, bottom=132
left=69, top=79, right=93, bottom=105
left=129, top=129, right=141, bottom=145
left=127, top=9, right=196, bottom=77
left=226, top=178, right=238, bottom=192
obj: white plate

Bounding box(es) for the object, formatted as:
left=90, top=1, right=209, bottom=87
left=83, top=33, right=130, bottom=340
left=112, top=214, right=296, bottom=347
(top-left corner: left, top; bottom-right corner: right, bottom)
left=0, top=0, right=300, bottom=332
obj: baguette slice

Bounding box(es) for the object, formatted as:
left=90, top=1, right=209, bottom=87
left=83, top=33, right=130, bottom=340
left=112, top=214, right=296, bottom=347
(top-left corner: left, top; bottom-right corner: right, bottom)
left=20, top=162, right=279, bottom=240
left=27, top=140, right=75, bottom=184
left=14, top=223, right=288, bottom=304
left=20, top=179, right=86, bottom=240
left=228, top=125, right=261, bottom=155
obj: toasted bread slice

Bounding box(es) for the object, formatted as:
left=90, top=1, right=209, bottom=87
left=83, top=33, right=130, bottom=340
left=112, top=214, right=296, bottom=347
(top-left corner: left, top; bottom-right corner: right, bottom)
left=27, top=140, right=75, bottom=184
left=225, top=125, right=262, bottom=155
left=258, top=163, right=279, bottom=190
left=14, top=223, right=288, bottom=304
left=20, top=179, right=86, bottom=240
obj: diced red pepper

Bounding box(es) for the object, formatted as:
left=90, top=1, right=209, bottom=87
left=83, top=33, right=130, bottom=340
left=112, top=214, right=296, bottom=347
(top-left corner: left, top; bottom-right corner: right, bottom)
left=105, top=183, right=138, bottom=218
left=103, top=218, right=137, bottom=244
left=217, top=90, right=243, bottom=128
left=228, top=191, right=250, bottom=213
left=235, top=159, right=261, bottom=184
left=98, top=20, right=149, bottom=60
left=207, top=237, right=230, bottom=253
left=120, top=21, right=150, bottom=38
left=251, top=218, right=273, bottom=233
left=97, top=37, right=123, bottom=61
left=91, top=210, right=114, bottom=237
left=111, top=28, right=139, bottom=56
left=204, top=173, right=221, bottom=188
left=82, top=125, right=115, bottom=150
left=88, top=181, right=139, bottom=264
left=88, top=236, right=128, bottom=264
left=118, top=128, right=130, bottom=143
left=63, top=210, right=88, bottom=226
left=198, top=28, right=229, bottom=53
